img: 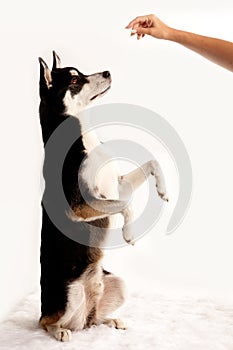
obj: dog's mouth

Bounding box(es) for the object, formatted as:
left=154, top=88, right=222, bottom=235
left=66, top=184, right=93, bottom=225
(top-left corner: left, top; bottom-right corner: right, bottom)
left=90, top=86, right=111, bottom=101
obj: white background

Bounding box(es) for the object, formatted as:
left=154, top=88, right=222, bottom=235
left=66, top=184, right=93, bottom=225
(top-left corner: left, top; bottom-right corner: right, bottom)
left=0, top=0, right=233, bottom=322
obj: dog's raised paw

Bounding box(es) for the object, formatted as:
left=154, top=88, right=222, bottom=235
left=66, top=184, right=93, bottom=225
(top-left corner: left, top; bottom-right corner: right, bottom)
left=156, top=182, right=169, bottom=202
left=125, top=238, right=135, bottom=246
left=122, top=227, right=135, bottom=246
left=55, top=328, right=72, bottom=342
left=158, top=191, right=169, bottom=202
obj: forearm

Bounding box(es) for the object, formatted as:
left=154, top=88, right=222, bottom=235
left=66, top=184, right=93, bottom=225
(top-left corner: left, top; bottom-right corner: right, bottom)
left=167, top=28, right=233, bottom=72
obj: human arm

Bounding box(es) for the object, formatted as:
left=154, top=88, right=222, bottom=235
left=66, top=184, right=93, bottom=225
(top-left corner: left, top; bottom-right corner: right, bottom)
left=126, top=14, right=233, bottom=72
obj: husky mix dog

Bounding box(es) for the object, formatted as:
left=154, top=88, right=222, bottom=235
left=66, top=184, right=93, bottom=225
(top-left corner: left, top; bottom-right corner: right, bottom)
left=38, top=52, right=168, bottom=342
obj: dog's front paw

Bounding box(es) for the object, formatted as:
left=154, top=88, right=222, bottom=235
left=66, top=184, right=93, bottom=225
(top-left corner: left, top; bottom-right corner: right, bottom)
left=55, top=328, right=72, bottom=342
left=124, top=237, right=135, bottom=246
left=104, top=318, right=126, bottom=330
left=156, top=184, right=169, bottom=202
left=158, top=190, right=169, bottom=202
left=122, top=225, right=135, bottom=246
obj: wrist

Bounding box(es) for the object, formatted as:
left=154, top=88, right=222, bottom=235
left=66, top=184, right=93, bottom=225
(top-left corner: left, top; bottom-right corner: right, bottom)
left=163, top=26, right=176, bottom=41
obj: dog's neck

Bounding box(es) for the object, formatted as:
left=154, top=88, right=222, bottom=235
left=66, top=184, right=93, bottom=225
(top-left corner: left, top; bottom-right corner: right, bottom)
left=77, top=112, right=101, bottom=153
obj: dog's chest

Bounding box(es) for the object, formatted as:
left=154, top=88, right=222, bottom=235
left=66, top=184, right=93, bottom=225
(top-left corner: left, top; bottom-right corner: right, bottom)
left=80, top=131, right=119, bottom=200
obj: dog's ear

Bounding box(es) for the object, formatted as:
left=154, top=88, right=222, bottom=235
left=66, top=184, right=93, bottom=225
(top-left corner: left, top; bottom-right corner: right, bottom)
left=52, top=51, right=61, bottom=70
left=39, top=57, right=52, bottom=96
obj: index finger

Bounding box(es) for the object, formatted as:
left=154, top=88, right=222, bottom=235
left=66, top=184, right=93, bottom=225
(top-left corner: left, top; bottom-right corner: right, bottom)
left=125, top=15, right=150, bottom=29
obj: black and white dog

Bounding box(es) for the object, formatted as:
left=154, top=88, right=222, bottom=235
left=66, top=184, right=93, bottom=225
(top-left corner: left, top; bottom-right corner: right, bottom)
left=39, top=52, right=168, bottom=342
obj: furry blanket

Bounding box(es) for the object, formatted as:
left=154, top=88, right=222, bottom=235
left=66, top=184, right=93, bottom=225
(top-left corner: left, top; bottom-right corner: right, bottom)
left=0, top=291, right=232, bottom=350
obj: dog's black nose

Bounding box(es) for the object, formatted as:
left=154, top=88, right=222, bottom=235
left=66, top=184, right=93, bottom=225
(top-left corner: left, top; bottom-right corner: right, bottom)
left=102, top=71, right=110, bottom=78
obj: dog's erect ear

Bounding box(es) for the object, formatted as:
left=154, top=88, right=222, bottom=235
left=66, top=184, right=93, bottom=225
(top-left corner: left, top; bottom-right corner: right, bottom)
left=52, top=51, right=61, bottom=70
left=39, top=57, right=52, bottom=95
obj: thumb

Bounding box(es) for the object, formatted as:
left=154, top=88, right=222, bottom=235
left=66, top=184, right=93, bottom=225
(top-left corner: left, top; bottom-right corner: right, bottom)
left=136, top=27, right=152, bottom=36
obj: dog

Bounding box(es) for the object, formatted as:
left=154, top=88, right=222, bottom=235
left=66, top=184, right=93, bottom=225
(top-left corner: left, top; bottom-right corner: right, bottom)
left=38, top=51, right=168, bottom=342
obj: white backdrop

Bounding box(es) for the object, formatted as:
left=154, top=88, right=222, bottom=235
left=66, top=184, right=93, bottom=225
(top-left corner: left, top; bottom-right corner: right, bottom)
left=0, top=0, right=233, bottom=322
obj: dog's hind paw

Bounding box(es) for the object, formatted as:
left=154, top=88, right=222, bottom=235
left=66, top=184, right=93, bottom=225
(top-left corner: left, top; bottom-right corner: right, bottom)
left=55, top=328, right=72, bottom=342
left=104, top=318, right=126, bottom=330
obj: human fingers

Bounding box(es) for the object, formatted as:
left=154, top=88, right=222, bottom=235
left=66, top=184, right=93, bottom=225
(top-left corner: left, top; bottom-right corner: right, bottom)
left=130, top=23, right=139, bottom=36
left=131, top=20, right=151, bottom=37
left=125, top=15, right=152, bottom=29
left=134, top=27, right=152, bottom=36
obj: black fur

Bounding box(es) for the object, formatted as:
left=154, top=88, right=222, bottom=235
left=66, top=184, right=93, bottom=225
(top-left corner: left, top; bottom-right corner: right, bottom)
left=39, top=54, right=109, bottom=320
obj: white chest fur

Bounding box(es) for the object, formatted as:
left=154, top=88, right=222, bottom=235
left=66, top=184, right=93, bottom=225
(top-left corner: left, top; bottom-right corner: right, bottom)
left=80, top=129, right=120, bottom=200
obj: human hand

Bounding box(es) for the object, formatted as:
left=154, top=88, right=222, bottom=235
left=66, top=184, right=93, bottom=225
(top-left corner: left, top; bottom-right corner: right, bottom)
left=125, top=14, right=172, bottom=40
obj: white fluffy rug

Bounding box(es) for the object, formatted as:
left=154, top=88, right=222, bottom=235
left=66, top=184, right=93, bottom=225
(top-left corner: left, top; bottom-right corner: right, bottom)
left=1, top=291, right=233, bottom=350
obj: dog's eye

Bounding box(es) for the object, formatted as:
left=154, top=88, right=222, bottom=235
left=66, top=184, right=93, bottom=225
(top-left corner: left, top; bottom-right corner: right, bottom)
left=71, top=77, right=78, bottom=85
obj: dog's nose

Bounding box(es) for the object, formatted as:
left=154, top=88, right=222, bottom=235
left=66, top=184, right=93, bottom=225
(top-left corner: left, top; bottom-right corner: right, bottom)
left=102, top=71, right=110, bottom=78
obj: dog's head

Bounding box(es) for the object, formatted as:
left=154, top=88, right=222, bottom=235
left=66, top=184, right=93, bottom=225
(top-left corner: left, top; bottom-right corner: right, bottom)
left=39, top=51, right=111, bottom=117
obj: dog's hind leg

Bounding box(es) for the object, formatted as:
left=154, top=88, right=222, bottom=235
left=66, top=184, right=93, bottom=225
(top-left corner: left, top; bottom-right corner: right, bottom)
left=96, top=274, right=127, bottom=330
left=40, top=282, right=86, bottom=342
left=40, top=315, right=72, bottom=342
